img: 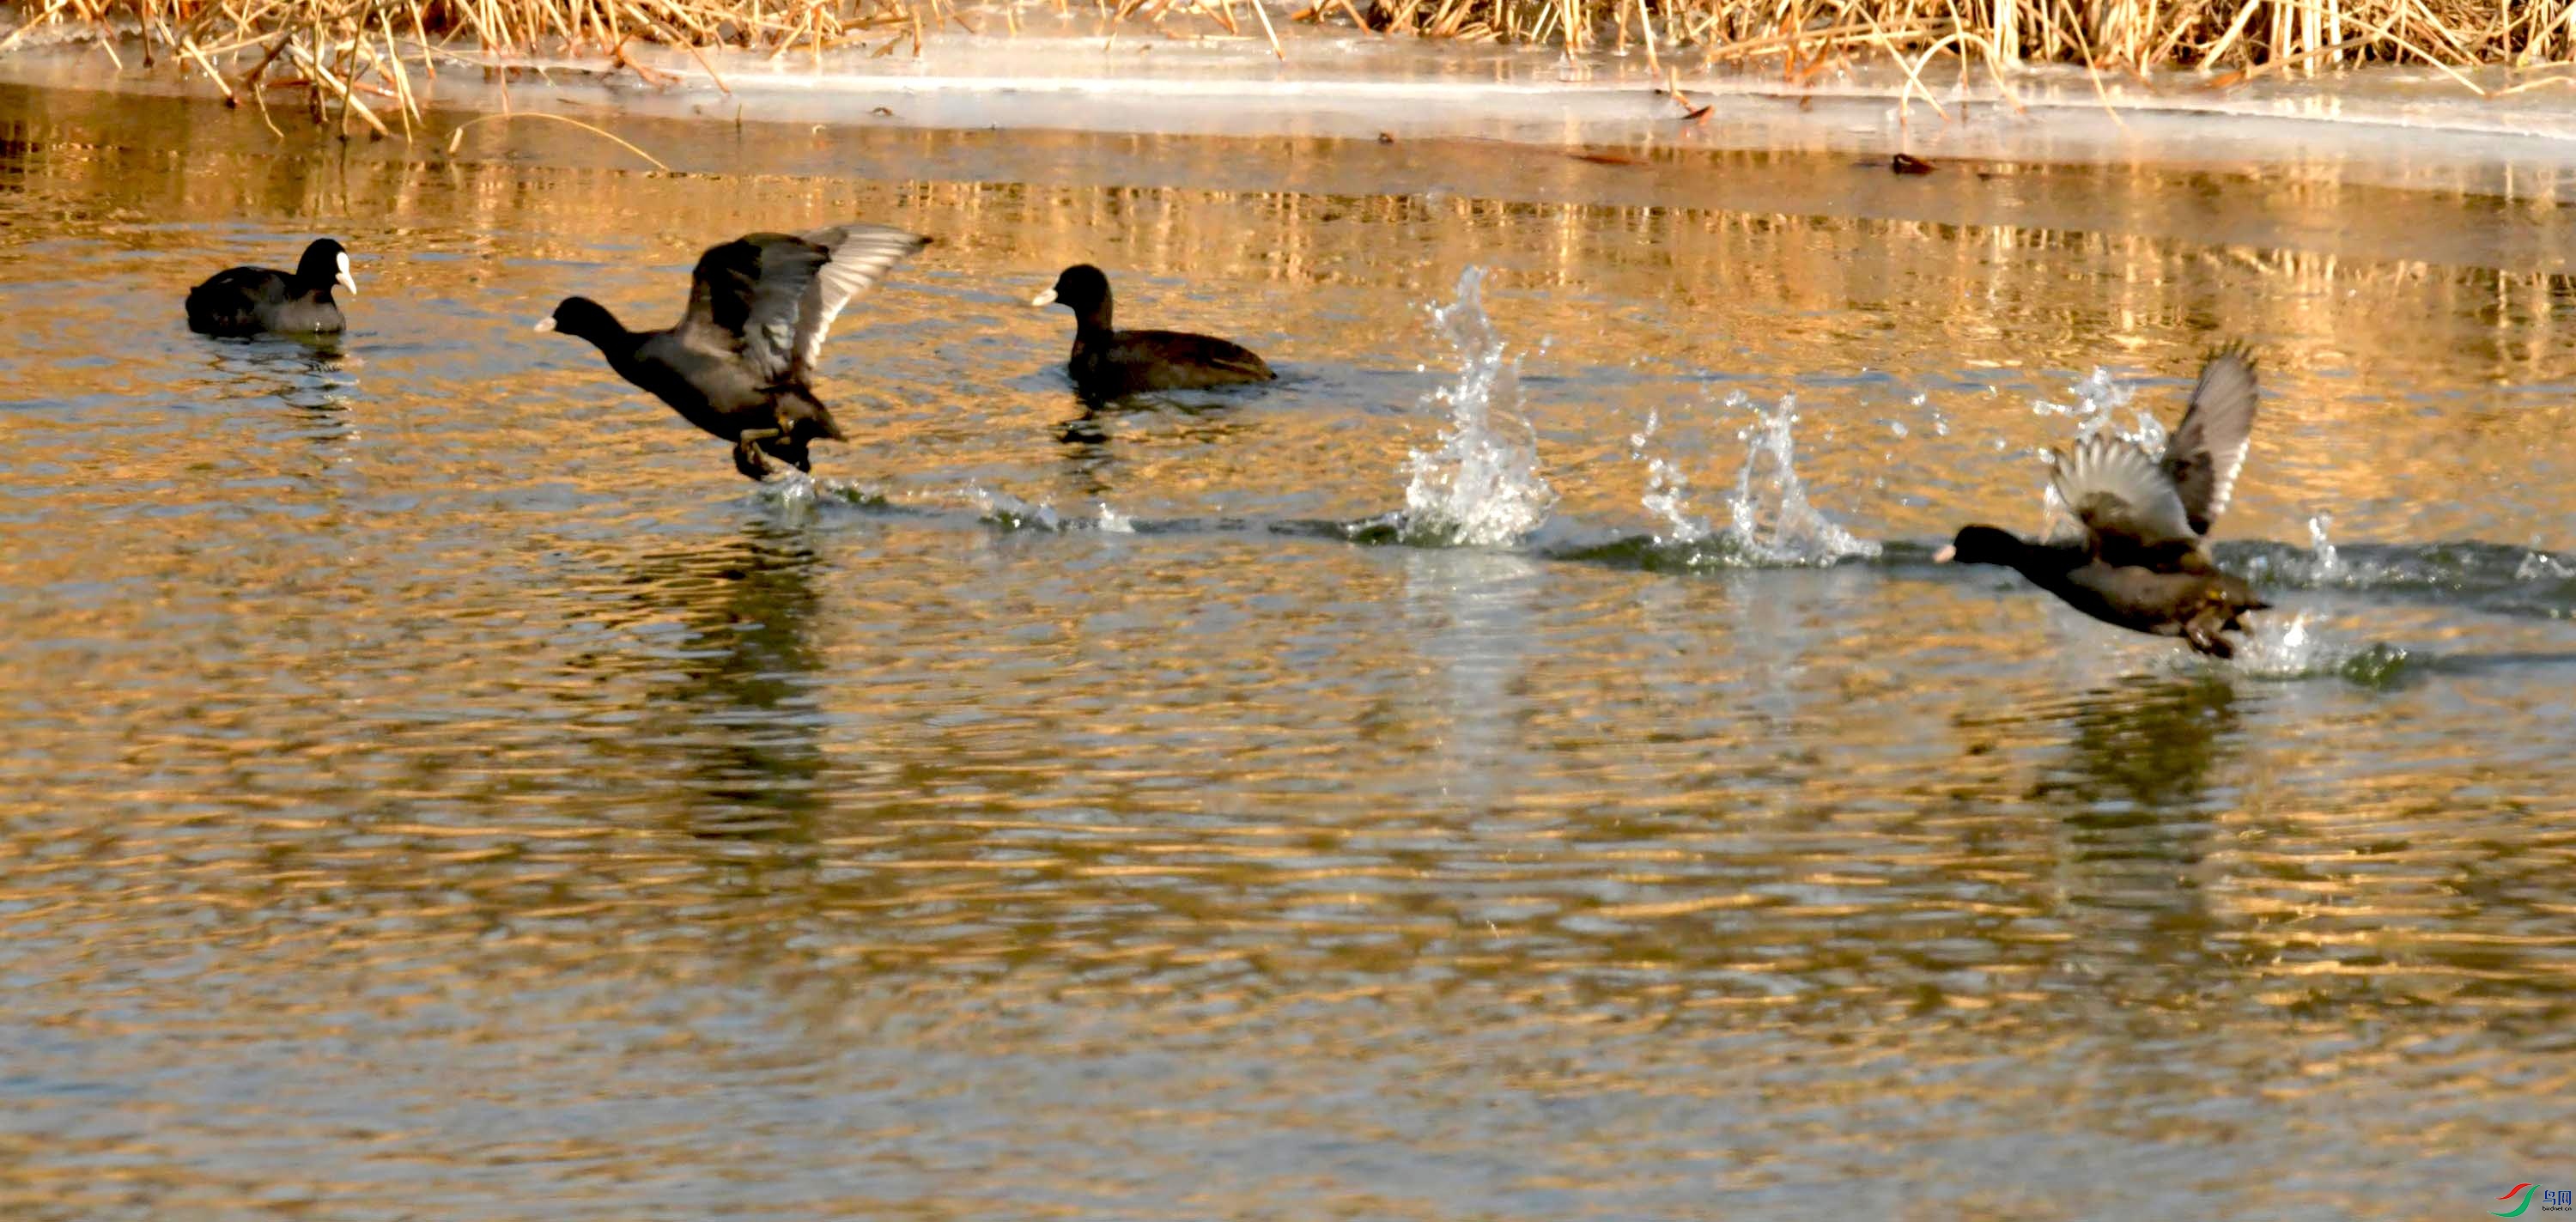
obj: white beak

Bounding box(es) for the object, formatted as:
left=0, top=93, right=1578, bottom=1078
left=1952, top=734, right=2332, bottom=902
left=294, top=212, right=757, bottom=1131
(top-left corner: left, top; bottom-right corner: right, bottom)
left=1029, top=289, right=1057, bottom=307
left=532, top=316, right=557, bottom=333
left=1932, top=544, right=1956, bottom=563
left=335, top=252, right=357, bottom=296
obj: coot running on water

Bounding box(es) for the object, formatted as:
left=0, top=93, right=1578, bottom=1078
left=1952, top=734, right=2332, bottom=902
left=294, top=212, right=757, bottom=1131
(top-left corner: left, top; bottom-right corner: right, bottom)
left=537, top=222, right=930, bottom=481
left=1937, top=347, right=2268, bottom=658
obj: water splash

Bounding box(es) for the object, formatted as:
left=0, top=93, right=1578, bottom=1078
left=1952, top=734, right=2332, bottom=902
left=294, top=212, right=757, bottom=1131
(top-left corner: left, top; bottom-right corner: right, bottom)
left=1096, top=502, right=1136, bottom=534
left=1722, top=392, right=1879, bottom=566
left=1630, top=409, right=1711, bottom=546
left=2227, top=539, right=2576, bottom=619
left=2515, top=547, right=2570, bottom=581
left=2230, top=611, right=2324, bottom=677
left=2032, top=366, right=2162, bottom=447
left=2230, top=612, right=2414, bottom=687
left=1615, top=391, right=1873, bottom=568
left=1626, top=410, right=1657, bottom=454
left=762, top=467, right=819, bottom=519
left=756, top=470, right=889, bottom=518
left=967, top=483, right=1065, bottom=532
left=1389, top=267, right=1555, bottom=548
left=2307, top=512, right=2342, bottom=580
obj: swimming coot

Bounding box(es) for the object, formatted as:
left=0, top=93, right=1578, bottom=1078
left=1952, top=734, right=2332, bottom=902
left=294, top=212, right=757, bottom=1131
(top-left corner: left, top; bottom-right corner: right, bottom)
left=1937, top=347, right=2268, bottom=658
left=185, top=238, right=355, bottom=337
left=1030, top=264, right=1274, bottom=398
left=537, top=222, right=930, bottom=481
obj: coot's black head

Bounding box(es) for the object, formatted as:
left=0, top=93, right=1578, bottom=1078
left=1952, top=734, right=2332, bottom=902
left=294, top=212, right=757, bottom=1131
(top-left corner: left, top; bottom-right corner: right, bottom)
left=1030, top=264, right=1113, bottom=322
left=1935, top=525, right=2023, bottom=567
left=534, top=296, right=624, bottom=344
left=296, top=238, right=356, bottom=297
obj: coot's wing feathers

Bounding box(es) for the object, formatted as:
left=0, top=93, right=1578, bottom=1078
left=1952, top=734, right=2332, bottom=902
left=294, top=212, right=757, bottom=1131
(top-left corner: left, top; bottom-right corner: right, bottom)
left=2163, top=345, right=2259, bottom=537
left=191, top=266, right=290, bottom=306
left=741, top=235, right=833, bottom=381
left=677, top=240, right=769, bottom=350
left=671, top=234, right=821, bottom=377
left=2038, top=489, right=2089, bottom=546
left=2051, top=437, right=2196, bottom=554
left=1121, top=329, right=1274, bottom=380
left=787, top=222, right=930, bottom=380
left=185, top=267, right=291, bottom=334
left=674, top=225, right=927, bottom=385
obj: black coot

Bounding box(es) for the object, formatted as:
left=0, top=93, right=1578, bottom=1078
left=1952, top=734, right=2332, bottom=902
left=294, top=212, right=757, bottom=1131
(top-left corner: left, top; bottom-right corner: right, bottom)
left=185, top=239, right=355, bottom=337
left=537, top=222, right=930, bottom=481
left=1030, top=264, right=1274, bottom=398
left=1937, top=347, right=2268, bottom=657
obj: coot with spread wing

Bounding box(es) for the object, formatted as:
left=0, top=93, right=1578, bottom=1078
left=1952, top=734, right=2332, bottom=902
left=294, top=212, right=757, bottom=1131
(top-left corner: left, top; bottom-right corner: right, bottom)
left=1937, top=347, right=2268, bottom=658
left=538, top=222, right=930, bottom=480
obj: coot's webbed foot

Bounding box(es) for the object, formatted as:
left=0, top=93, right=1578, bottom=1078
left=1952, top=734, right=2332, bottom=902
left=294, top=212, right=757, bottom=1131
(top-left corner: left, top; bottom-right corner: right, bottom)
left=2184, top=615, right=2238, bottom=660
left=732, top=438, right=774, bottom=482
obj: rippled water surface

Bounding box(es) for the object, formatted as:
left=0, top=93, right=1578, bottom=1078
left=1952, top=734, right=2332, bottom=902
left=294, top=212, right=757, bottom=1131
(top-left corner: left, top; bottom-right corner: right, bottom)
left=4, top=81, right=2575, bottom=1220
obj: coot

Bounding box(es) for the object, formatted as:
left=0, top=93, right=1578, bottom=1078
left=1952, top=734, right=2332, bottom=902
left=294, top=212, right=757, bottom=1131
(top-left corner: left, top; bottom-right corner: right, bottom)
left=1030, top=264, right=1274, bottom=398
left=537, top=222, right=930, bottom=481
left=185, top=238, right=355, bottom=337
left=1937, top=347, right=2268, bottom=657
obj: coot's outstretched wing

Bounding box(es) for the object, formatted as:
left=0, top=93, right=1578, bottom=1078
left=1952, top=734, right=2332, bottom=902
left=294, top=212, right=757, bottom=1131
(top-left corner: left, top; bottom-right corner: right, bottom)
left=787, top=223, right=930, bottom=380
left=2163, top=345, right=2259, bottom=537
left=2038, top=487, right=2088, bottom=547
left=2051, top=437, right=2196, bottom=556
left=675, top=223, right=929, bottom=385
left=677, top=234, right=822, bottom=373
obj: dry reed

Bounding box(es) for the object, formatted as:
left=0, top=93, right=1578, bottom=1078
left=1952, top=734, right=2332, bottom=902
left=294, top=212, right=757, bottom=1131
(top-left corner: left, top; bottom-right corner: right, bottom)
left=3, top=0, right=2567, bottom=141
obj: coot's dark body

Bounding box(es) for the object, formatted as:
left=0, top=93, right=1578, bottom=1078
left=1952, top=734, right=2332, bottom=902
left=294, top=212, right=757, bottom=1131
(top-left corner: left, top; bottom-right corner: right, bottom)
left=1032, top=264, right=1274, bottom=398
left=185, top=239, right=355, bottom=337
left=1940, top=524, right=2265, bottom=656
left=538, top=222, right=930, bottom=481
left=1939, top=348, right=2269, bottom=658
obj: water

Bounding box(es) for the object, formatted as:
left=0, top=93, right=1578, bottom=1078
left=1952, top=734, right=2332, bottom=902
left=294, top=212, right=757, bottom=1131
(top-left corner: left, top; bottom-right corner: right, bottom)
left=4, top=80, right=2576, bottom=1220
left=1390, top=266, right=1555, bottom=547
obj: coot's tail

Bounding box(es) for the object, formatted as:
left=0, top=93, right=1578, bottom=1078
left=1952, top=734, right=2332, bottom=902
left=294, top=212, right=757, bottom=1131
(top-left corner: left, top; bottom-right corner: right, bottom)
left=185, top=283, right=258, bottom=337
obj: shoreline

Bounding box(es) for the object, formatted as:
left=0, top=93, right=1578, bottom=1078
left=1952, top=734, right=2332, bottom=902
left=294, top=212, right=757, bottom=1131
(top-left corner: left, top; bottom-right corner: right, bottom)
left=6, top=28, right=2576, bottom=195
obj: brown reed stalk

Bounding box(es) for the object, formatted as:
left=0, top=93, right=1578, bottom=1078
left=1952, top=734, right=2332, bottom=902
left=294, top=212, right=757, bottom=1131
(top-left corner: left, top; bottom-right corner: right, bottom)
left=3, top=0, right=2562, bottom=130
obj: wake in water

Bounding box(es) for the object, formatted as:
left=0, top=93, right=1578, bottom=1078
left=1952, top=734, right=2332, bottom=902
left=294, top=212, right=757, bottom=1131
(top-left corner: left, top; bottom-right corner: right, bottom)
left=756, top=468, right=1142, bottom=538
left=756, top=468, right=850, bottom=521
left=746, top=280, right=1871, bottom=574
left=733, top=352, right=2573, bottom=685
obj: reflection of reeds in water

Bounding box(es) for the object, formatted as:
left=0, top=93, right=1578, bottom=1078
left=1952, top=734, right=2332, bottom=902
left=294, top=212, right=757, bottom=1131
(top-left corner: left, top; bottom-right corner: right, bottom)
left=14, top=112, right=2576, bottom=396
left=10, top=100, right=2573, bottom=529
left=3, top=0, right=2570, bottom=143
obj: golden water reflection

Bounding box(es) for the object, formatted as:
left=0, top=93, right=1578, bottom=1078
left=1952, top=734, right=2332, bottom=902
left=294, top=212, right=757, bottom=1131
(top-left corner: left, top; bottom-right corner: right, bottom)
left=0, top=82, right=2572, bottom=1219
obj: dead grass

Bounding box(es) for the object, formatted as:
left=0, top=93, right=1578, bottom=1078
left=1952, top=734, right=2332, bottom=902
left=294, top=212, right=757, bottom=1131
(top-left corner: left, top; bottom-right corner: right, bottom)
left=3, top=0, right=2569, bottom=139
